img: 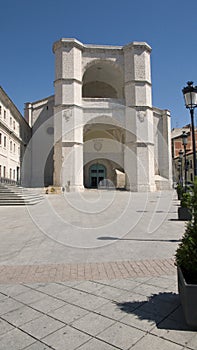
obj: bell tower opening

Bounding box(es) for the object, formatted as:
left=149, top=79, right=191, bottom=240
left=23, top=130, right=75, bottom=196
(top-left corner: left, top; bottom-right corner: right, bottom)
left=82, top=61, right=124, bottom=99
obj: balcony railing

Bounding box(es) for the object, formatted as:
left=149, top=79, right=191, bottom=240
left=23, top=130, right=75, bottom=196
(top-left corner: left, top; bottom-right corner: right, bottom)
left=0, top=177, right=20, bottom=185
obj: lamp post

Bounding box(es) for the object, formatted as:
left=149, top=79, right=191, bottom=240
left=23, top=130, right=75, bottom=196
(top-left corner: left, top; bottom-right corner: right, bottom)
left=182, top=81, right=197, bottom=177
left=179, top=149, right=184, bottom=186
left=182, top=131, right=188, bottom=188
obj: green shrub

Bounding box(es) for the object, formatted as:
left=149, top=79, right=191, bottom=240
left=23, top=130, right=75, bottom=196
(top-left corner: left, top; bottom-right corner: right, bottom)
left=175, top=177, right=197, bottom=283
left=180, top=192, right=192, bottom=208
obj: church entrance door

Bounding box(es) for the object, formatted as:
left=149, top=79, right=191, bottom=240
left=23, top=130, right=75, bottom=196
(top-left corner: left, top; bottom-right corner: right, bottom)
left=89, top=164, right=106, bottom=188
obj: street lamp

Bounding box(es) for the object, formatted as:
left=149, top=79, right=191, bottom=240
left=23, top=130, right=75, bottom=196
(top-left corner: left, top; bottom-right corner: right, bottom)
left=182, top=131, right=188, bottom=188
left=182, top=81, right=197, bottom=177
left=179, top=149, right=184, bottom=186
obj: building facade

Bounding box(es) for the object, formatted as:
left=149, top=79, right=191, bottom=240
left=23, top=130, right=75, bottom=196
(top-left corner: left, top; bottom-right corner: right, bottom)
left=171, top=124, right=197, bottom=185
left=24, top=38, right=172, bottom=191
left=0, top=87, right=31, bottom=184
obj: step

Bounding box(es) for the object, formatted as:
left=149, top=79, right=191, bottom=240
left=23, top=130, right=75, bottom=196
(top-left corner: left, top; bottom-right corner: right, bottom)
left=0, top=183, right=44, bottom=206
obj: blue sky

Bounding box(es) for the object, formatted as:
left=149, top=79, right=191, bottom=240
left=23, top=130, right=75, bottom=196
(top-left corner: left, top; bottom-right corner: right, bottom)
left=0, top=0, right=197, bottom=128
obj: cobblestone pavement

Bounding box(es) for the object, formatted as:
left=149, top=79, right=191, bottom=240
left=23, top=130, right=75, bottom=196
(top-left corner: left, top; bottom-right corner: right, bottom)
left=0, top=258, right=175, bottom=284
left=1, top=190, right=196, bottom=349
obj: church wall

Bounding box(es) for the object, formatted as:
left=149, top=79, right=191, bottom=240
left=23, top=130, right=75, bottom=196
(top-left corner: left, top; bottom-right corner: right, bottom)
left=24, top=38, right=172, bottom=191
left=24, top=96, right=55, bottom=187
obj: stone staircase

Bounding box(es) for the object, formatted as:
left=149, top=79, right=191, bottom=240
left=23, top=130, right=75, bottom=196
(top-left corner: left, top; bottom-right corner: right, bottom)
left=0, top=183, right=44, bottom=206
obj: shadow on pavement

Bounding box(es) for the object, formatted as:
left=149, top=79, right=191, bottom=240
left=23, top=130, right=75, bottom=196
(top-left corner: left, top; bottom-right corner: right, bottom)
left=97, top=236, right=181, bottom=243
left=115, top=292, right=192, bottom=331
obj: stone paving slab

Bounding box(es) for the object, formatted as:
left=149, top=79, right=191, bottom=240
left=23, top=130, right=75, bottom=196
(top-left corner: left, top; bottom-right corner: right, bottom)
left=0, top=328, right=35, bottom=350
left=20, top=314, right=64, bottom=340
left=131, top=333, right=184, bottom=350
left=0, top=275, right=196, bottom=350
left=97, top=322, right=145, bottom=349
left=42, top=325, right=91, bottom=350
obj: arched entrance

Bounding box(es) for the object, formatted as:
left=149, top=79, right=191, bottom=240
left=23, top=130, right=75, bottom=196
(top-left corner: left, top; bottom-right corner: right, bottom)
left=89, top=164, right=106, bottom=188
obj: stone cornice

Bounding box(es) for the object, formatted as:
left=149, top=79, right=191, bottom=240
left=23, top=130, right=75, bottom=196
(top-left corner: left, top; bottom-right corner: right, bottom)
left=0, top=119, right=23, bottom=144
left=83, top=45, right=122, bottom=53
left=127, top=105, right=153, bottom=111
left=54, top=78, right=82, bottom=85
left=125, top=141, right=154, bottom=146
left=54, top=104, right=83, bottom=110
left=53, top=38, right=84, bottom=53
left=62, top=141, right=83, bottom=147
left=52, top=38, right=151, bottom=54
left=123, top=42, right=152, bottom=53
left=125, top=80, right=152, bottom=87
left=0, top=86, right=30, bottom=129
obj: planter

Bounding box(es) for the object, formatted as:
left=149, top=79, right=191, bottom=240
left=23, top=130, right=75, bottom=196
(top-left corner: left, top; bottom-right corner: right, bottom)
left=177, top=267, right=197, bottom=329
left=178, top=207, right=192, bottom=221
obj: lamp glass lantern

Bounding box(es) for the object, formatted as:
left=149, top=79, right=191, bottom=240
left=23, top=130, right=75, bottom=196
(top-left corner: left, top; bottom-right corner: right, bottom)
left=179, top=149, right=184, bottom=159
left=182, top=81, right=197, bottom=109
left=182, top=131, right=188, bottom=146
left=182, top=81, right=197, bottom=177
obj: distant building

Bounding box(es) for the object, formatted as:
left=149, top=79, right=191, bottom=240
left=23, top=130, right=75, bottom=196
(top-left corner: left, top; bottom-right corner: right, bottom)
left=24, top=38, right=172, bottom=191
left=171, top=124, right=197, bottom=184
left=0, top=87, right=31, bottom=184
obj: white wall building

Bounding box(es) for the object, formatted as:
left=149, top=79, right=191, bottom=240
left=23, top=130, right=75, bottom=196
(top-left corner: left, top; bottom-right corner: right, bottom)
left=0, top=87, right=31, bottom=184
left=24, top=38, right=172, bottom=191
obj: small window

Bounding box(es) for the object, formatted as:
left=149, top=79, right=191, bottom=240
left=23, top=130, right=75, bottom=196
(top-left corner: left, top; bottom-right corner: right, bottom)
left=4, top=136, right=6, bottom=148
left=13, top=143, right=16, bottom=153
left=3, top=166, right=6, bottom=178
left=13, top=169, right=15, bottom=179
left=13, top=120, right=15, bottom=130
left=190, top=160, right=192, bottom=169
left=0, top=106, right=1, bottom=115
left=0, top=133, right=1, bottom=145
left=10, top=140, right=12, bottom=151
left=0, top=165, right=1, bottom=177
left=10, top=117, right=12, bottom=126
left=4, top=110, right=6, bottom=120
left=10, top=168, right=12, bottom=179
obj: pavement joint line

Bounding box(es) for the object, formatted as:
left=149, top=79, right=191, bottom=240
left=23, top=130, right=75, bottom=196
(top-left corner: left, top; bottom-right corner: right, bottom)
left=74, top=335, right=122, bottom=350
left=19, top=281, right=172, bottom=331
left=0, top=258, right=176, bottom=284
left=0, top=315, right=56, bottom=350
left=1, top=302, right=188, bottom=350
left=147, top=327, right=193, bottom=350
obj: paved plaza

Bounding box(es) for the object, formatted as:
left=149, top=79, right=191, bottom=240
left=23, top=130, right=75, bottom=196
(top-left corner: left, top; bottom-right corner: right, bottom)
left=0, top=190, right=197, bottom=349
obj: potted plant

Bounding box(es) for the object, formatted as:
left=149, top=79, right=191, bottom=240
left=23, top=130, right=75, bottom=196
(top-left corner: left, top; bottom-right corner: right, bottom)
left=175, top=177, right=197, bottom=329
left=178, top=192, right=192, bottom=221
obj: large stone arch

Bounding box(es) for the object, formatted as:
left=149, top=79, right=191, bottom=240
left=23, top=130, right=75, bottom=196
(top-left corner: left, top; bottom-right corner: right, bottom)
left=83, top=115, right=128, bottom=189
left=82, top=59, right=124, bottom=99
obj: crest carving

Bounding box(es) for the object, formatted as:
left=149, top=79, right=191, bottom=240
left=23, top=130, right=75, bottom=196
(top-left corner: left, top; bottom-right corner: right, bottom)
left=137, top=111, right=146, bottom=123
left=63, top=109, right=72, bottom=122
left=94, top=141, right=102, bottom=152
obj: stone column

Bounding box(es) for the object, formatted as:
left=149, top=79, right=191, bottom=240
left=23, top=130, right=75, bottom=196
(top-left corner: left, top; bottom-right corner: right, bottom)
left=24, top=102, right=33, bottom=127
left=53, top=39, right=84, bottom=191
left=159, top=109, right=173, bottom=185
left=123, top=42, right=156, bottom=191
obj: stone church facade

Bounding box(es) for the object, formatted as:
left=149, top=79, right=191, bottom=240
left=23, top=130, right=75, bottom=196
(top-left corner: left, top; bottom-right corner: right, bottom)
left=24, top=38, right=172, bottom=191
